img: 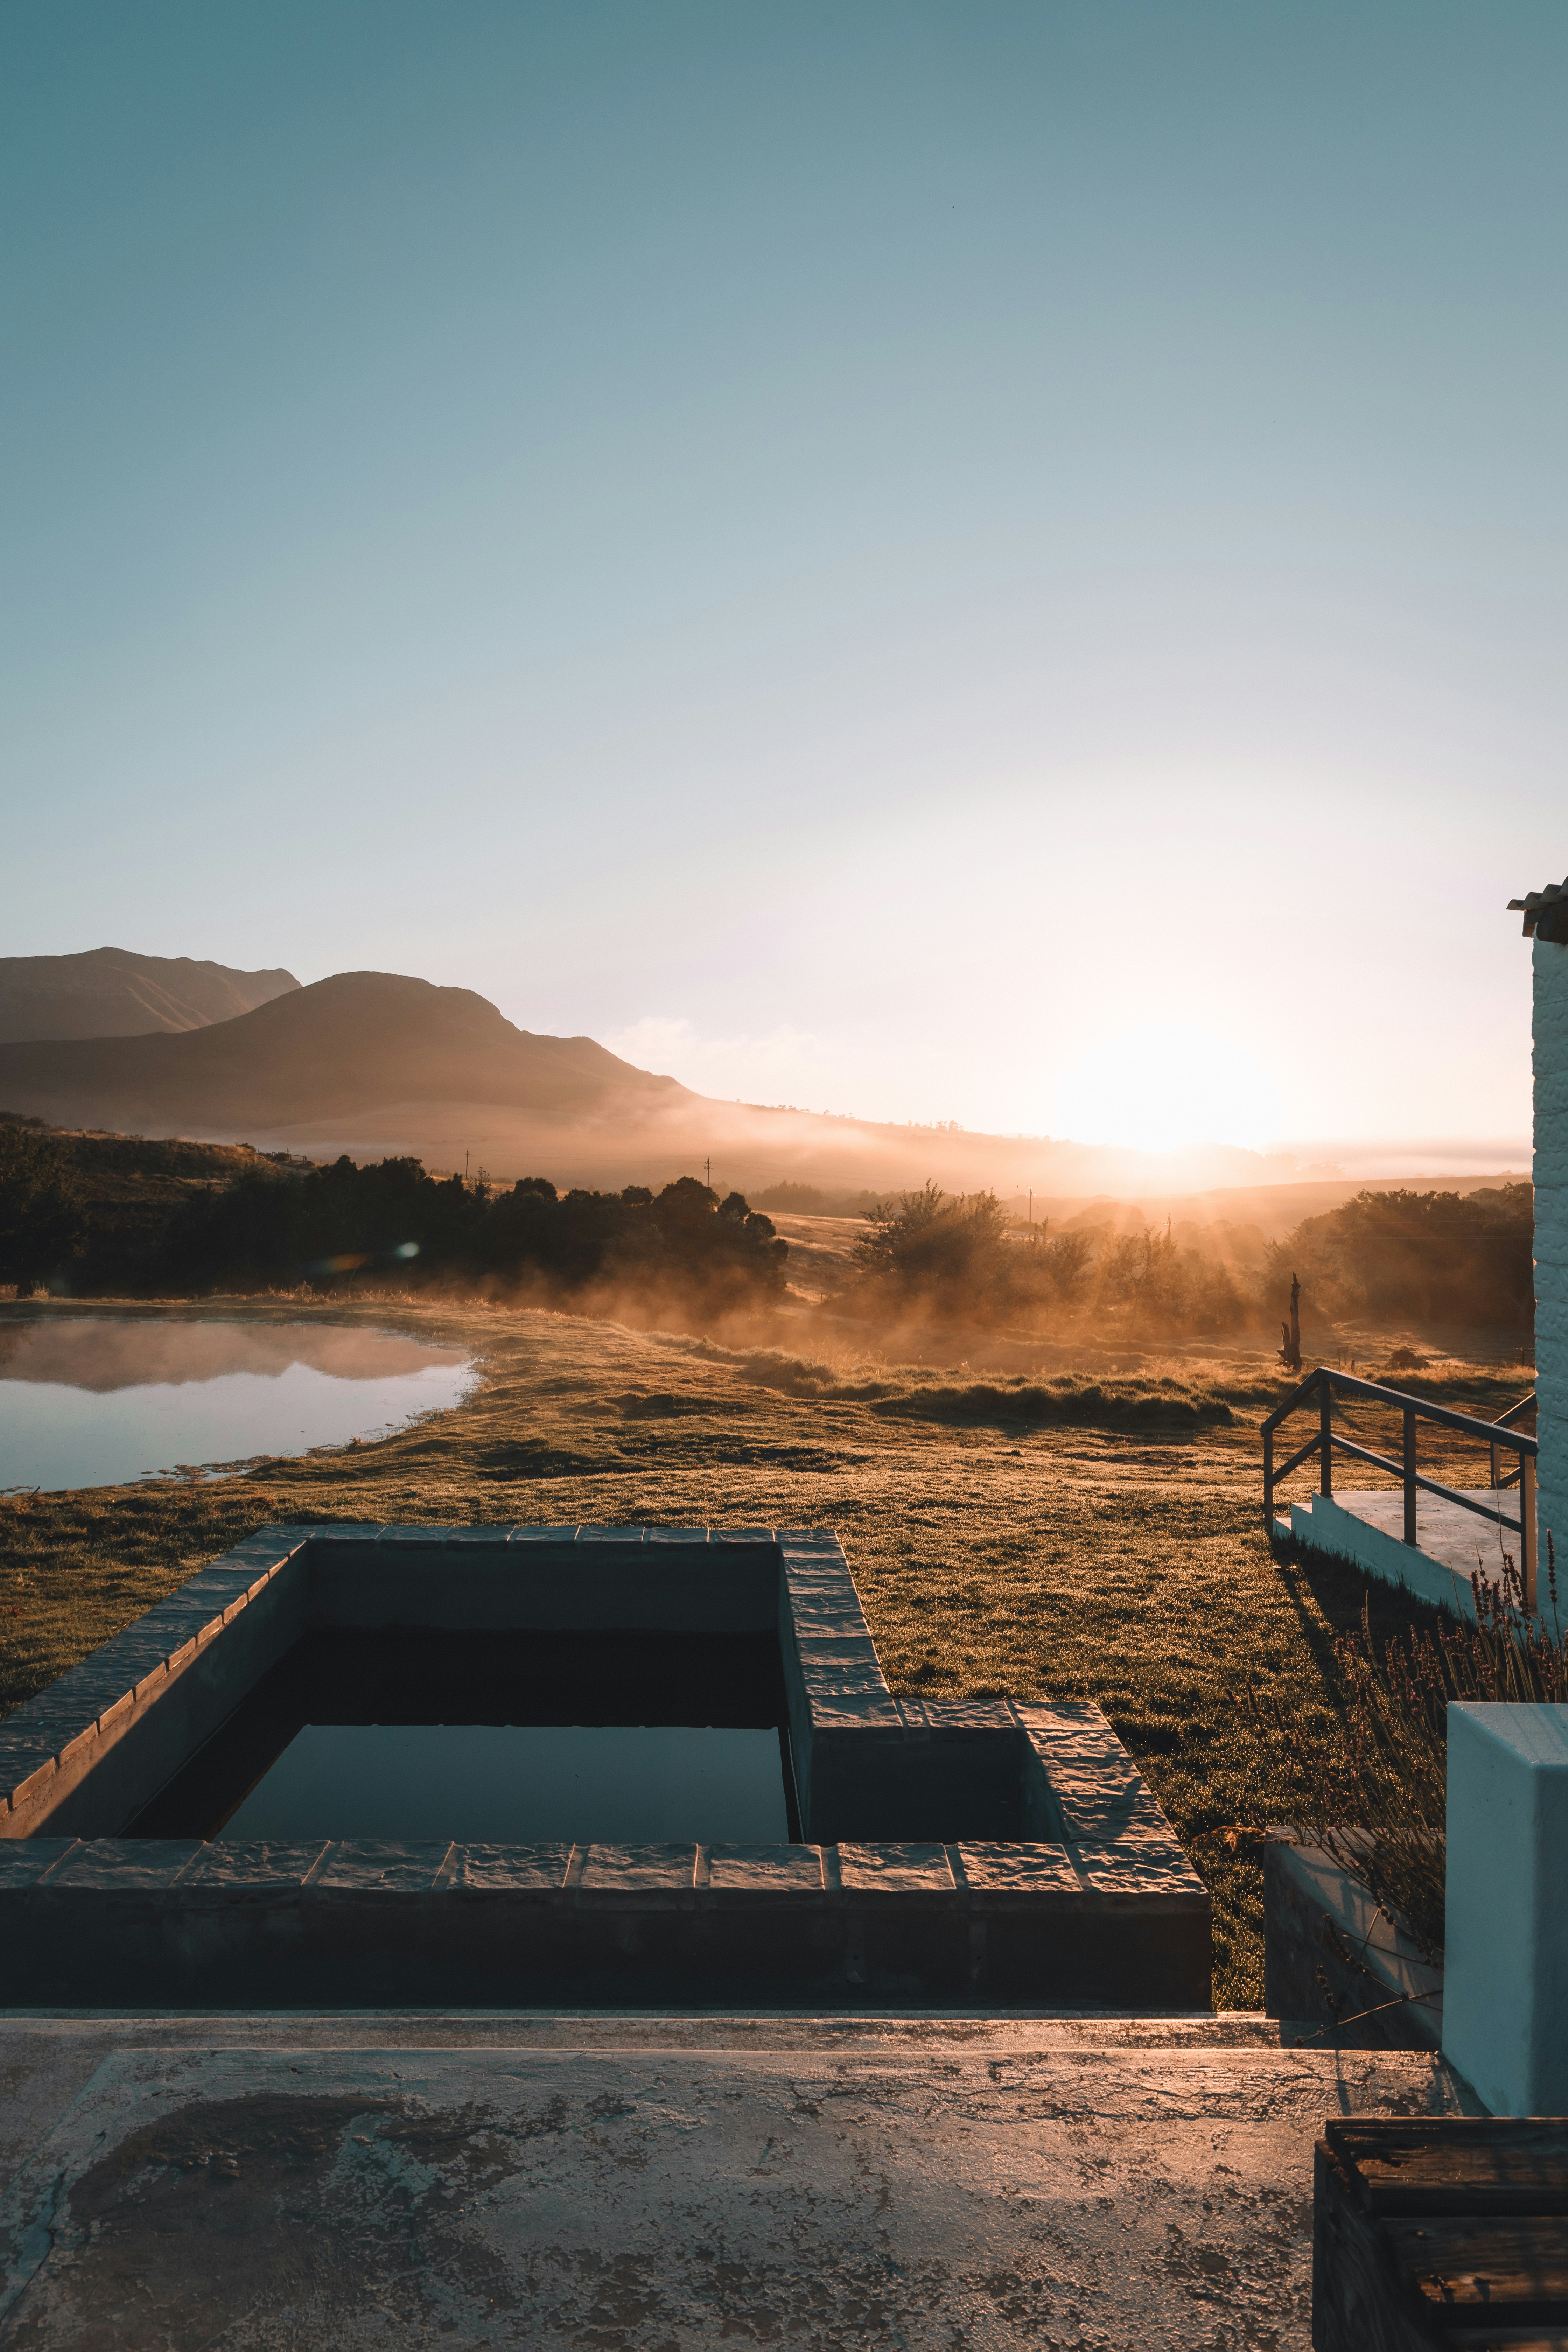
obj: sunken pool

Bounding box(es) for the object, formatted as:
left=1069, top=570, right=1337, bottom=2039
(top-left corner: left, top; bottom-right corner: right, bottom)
left=126, top=1630, right=798, bottom=1845
left=0, top=1524, right=1211, bottom=2011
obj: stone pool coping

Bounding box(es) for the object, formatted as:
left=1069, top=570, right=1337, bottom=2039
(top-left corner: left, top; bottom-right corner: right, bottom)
left=0, top=1524, right=1210, bottom=2008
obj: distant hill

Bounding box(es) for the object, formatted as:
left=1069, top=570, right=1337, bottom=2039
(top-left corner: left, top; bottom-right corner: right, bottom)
left=0, top=970, right=690, bottom=1137
left=0, top=948, right=298, bottom=1042
left=0, top=965, right=1524, bottom=1204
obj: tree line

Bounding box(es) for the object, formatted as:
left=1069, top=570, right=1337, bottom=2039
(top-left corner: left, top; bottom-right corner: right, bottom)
left=0, top=1112, right=1535, bottom=1342
left=0, top=1122, right=787, bottom=1317
left=837, top=1179, right=1535, bottom=1340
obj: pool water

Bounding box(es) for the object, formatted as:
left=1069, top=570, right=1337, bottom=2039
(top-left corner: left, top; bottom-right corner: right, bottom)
left=0, top=1312, right=474, bottom=1491
left=125, top=1631, right=800, bottom=1847
left=218, top=1723, right=790, bottom=1845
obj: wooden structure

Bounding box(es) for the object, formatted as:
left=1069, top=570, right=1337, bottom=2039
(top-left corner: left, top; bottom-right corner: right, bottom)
left=1315, top=2116, right=1568, bottom=2348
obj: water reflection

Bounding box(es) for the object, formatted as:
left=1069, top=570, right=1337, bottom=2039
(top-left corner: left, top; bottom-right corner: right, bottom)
left=0, top=1311, right=474, bottom=1491
left=222, top=1723, right=791, bottom=1845
left=126, top=1631, right=799, bottom=1847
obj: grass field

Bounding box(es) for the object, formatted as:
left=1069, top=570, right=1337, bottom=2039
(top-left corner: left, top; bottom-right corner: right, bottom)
left=0, top=1297, right=1536, bottom=2009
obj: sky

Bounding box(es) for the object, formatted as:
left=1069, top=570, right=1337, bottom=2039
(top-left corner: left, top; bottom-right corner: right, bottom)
left=4, top=2, right=1564, bottom=1166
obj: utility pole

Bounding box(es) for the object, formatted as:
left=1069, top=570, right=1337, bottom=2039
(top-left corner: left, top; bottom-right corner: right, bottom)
left=464, top=1150, right=470, bottom=1183
left=704, top=1157, right=712, bottom=1189
left=1028, top=1189, right=1032, bottom=1231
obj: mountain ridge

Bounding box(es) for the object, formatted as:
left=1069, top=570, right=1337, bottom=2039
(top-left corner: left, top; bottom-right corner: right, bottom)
left=0, top=971, right=687, bottom=1134
left=0, top=947, right=298, bottom=1043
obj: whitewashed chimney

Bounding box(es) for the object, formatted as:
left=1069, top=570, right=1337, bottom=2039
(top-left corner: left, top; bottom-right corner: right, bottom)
left=1512, top=878, right=1568, bottom=1569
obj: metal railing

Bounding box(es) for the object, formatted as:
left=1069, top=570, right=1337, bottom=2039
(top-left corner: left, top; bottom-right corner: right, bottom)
left=1262, top=1367, right=1538, bottom=1608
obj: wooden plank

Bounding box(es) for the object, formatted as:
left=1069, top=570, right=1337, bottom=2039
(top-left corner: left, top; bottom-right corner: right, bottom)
left=1445, top=2336, right=1568, bottom=2349
left=1388, top=2218, right=1568, bottom=2326
left=1326, top=2122, right=1568, bottom=2219
left=1315, top=2140, right=1442, bottom=2352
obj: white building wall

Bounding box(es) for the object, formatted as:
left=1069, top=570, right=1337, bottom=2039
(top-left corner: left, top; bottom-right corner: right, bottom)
left=1444, top=1702, right=1568, bottom=2112
left=1536, top=930, right=1568, bottom=1582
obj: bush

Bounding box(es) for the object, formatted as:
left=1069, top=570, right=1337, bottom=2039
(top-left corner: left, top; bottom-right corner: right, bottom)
left=851, top=1183, right=1013, bottom=1318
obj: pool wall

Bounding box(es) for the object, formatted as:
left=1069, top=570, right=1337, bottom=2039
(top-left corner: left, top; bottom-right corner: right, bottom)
left=0, top=1524, right=1210, bottom=2009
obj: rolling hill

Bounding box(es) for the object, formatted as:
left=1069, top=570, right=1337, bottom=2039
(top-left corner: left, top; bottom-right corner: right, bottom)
left=0, top=948, right=298, bottom=1043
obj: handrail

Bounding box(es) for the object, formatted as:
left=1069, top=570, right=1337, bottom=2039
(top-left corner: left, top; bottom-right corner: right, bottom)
left=1260, top=1366, right=1539, bottom=1452
left=1262, top=1366, right=1539, bottom=1610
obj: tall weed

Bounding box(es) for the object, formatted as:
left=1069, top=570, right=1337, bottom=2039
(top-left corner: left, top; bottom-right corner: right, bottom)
left=1273, top=1536, right=1566, bottom=1958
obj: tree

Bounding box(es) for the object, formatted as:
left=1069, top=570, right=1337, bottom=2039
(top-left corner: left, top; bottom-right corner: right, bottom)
left=0, top=1123, right=87, bottom=1291
left=853, top=1184, right=1012, bottom=1317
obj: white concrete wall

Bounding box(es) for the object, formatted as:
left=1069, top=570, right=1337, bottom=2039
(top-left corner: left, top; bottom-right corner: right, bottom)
left=1443, top=1701, right=1568, bottom=2112
left=1537, top=930, right=1568, bottom=1584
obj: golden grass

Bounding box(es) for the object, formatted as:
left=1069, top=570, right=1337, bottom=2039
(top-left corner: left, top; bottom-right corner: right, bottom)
left=0, top=1299, right=1534, bottom=2009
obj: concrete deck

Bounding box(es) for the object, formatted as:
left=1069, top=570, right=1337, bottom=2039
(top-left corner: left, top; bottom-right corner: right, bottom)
left=0, top=2010, right=1477, bottom=2346
left=1287, top=1486, right=1533, bottom=1621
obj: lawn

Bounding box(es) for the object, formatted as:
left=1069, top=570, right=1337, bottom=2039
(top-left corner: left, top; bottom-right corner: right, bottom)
left=0, top=1297, right=1534, bottom=2009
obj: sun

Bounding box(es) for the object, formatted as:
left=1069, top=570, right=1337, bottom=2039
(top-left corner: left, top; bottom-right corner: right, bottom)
left=1048, top=1024, right=1284, bottom=1155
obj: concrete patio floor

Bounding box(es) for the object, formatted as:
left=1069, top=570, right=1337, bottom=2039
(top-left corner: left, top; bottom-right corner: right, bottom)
left=1287, top=1484, right=1535, bottom=1619
left=0, top=2010, right=1478, bottom=2348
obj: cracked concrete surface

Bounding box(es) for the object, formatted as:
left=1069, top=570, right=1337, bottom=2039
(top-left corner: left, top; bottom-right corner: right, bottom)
left=0, top=2014, right=1476, bottom=2347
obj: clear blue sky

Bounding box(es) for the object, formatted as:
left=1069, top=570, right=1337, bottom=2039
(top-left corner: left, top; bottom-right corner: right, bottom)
left=5, top=2, right=1564, bottom=1158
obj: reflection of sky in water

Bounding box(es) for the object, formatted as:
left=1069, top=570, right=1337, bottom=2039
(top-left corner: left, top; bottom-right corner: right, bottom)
left=0, top=1316, right=473, bottom=1491
left=222, top=1724, right=790, bottom=1845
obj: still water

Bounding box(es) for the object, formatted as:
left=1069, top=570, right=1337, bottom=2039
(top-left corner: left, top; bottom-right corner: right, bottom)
left=0, top=1312, right=475, bottom=1492
left=127, top=1629, right=799, bottom=1847
left=221, top=1724, right=791, bottom=1846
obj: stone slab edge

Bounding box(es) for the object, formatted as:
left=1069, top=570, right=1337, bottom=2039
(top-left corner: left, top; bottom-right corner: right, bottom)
left=0, top=1530, right=314, bottom=1829
left=1, top=1525, right=1204, bottom=1911
left=0, top=1836, right=1206, bottom=1909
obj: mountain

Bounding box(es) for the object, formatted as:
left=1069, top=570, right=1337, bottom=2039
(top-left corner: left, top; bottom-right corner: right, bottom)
left=0, top=948, right=298, bottom=1043
left=0, top=965, right=1509, bottom=1204
left=0, top=971, right=689, bottom=1138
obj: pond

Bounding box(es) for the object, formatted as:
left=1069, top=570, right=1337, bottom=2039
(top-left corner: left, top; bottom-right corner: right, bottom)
left=0, top=1312, right=476, bottom=1493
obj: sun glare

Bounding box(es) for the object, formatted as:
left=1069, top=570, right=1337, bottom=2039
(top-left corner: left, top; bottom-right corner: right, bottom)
left=1048, top=1024, right=1284, bottom=1155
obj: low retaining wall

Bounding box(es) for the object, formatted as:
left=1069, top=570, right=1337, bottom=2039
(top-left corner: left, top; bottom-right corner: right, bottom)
left=1443, top=1702, right=1568, bottom=2114
left=0, top=1835, right=1210, bottom=2008
left=1286, top=1494, right=1488, bottom=1623
left=1264, top=1832, right=1442, bottom=2052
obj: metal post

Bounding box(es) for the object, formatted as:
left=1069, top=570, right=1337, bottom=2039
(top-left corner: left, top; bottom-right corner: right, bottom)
left=1521, top=1452, right=1538, bottom=1615
left=1319, top=1376, right=1333, bottom=1498
left=1403, top=1406, right=1418, bottom=1547
left=1264, top=1423, right=1274, bottom=1530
